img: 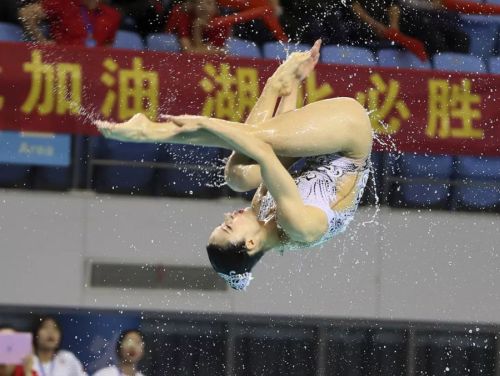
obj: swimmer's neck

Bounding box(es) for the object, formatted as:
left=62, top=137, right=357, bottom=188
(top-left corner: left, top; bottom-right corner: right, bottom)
left=257, top=218, right=283, bottom=255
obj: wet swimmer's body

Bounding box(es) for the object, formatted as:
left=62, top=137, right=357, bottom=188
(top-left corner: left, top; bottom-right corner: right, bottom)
left=96, top=40, right=373, bottom=290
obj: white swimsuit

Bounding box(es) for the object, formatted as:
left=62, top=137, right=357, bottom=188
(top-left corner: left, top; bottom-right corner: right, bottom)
left=257, top=153, right=371, bottom=252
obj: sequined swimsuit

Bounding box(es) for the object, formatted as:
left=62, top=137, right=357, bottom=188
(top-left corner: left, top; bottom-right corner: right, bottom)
left=257, top=153, right=370, bottom=251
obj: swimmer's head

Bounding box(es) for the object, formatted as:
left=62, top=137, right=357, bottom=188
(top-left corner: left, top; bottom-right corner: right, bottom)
left=206, top=242, right=264, bottom=290
left=207, top=208, right=266, bottom=290
left=208, top=207, right=266, bottom=250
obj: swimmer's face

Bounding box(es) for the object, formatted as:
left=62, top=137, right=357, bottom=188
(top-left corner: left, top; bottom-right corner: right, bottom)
left=36, top=319, right=61, bottom=352
left=208, top=208, right=262, bottom=251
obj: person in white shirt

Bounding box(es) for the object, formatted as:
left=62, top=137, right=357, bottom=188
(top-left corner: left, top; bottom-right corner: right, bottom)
left=32, top=316, right=87, bottom=376
left=92, top=330, right=145, bottom=376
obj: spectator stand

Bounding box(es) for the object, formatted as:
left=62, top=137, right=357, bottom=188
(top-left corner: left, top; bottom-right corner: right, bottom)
left=461, top=13, right=500, bottom=58
left=139, top=312, right=499, bottom=376
left=262, top=41, right=312, bottom=60
left=226, top=37, right=262, bottom=58
left=0, top=22, right=23, bottom=42
left=147, top=33, right=181, bottom=52
left=87, top=136, right=228, bottom=198
left=321, top=45, right=376, bottom=67
left=1, top=0, right=500, bottom=208
left=377, top=49, right=432, bottom=70
left=113, top=30, right=144, bottom=50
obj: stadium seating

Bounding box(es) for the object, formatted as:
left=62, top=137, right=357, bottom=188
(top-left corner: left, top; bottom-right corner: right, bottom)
left=0, top=165, right=32, bottom=188
left=433, top=52, right=486, bottom=73
left=33, top=136, right=89, bottom=190
left=1, top=13, right=499, bottom=208
left=155, top=144, right=225, bottom=198
left=89, top=137, right=159, bottom=194
left=416, top=334, right=496, bottom=375
left=452, top=156, right=500, bottom=209
left=327, top=331, right=367, bottom=374
left=262, top=42, right=311, bottom=60
left=33, top=166, right=72, bottom=190
left=489, top=56, right=500, bottom=73
left=393, top=154, right=454, bottom=208
left=113, top=31, right=144, bottom=50
left=226, top=38, right=261, bottom=58
left=147, top=33, right=180, bottom=53
left=462, top=17, right=498, bottom=58
left=321, top=45, right=376, bottom=66
left=0, top=22, right=23, bottom=42
left=377, top=49, right=432, bottom=70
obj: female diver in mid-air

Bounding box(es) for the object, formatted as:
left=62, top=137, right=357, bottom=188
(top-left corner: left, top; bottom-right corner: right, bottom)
left=97, top=40, right=373, bottom=290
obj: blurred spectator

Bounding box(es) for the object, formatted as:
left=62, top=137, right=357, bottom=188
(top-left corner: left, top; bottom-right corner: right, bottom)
left=217, top=0, right=287, bottom=44
left=399, top=0, right=469, bottom=54
left=111, top=0, right=167, bottom=37
left=31, top=317, right=87, bottom=376
left=18, top=0, right=121, bottom=46
left=92, top=330, right=145, bottom=376
left=349, top=0, right=401, bottom=48
left=0, top=326, right=36, bottom=376
left=166, top=0, right=230, bottom=53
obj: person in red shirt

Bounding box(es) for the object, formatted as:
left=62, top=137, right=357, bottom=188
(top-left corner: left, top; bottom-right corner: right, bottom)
left=166, top=0, right=231, bottom=53
left=19, top=0, right=121, bottom=47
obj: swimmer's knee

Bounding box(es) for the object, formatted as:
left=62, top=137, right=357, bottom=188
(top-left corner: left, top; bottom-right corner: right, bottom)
left=225, top=166, right=250, bottom=192
left=224, top=164, right=260, bottom=192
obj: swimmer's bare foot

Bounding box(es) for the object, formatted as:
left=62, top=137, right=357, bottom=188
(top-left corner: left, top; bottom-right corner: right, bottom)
left=269, top=39, right=322, bottom=96
left=95, top=113, right=149, bottom=141
left=296, top=39, right=321, bottom=80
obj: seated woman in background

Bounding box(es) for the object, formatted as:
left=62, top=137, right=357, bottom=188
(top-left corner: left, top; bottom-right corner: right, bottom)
left=96, top=40, right=373, bottom=291
left=32, top=317, right=87, bottom=376
left=92, top=330, right=145, bottom=376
